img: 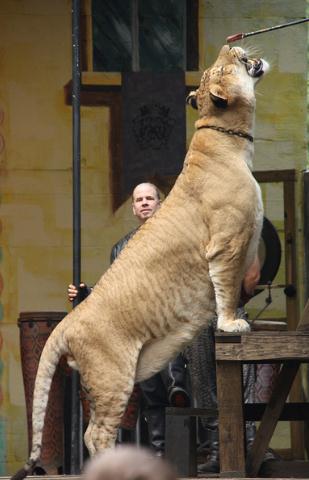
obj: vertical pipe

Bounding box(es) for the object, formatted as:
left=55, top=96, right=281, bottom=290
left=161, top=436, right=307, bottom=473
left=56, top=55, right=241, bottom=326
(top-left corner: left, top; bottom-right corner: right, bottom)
left=131, top=0, right=139, bottom=71
left=131, top=0, right=140, bottom=446
left=71, top=0, right=83, bottom=473
left=182, top=0, right=187, bottom=71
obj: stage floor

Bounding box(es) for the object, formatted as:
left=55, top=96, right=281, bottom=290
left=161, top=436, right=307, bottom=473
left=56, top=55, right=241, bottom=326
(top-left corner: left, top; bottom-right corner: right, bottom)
left=3, top=460, right=309, bottom=480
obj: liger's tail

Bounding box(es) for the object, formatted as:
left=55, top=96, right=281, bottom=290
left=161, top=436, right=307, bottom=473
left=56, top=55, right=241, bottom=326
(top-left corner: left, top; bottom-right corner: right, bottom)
left=11, top=319, right=69, bottom=480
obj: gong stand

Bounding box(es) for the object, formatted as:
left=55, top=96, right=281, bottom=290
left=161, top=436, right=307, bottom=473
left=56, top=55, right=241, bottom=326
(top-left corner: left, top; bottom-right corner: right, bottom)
left=253, top=169, right=302, bottom=460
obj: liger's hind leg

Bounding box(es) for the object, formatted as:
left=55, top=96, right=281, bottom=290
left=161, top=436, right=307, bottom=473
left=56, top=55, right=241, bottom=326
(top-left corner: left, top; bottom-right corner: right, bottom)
left=89, top=380, right=135, bottom=452
left=80, top=352, right=138, bottom=453
left=80, top=377, right=97, bottom=455
left=84, top=399, right=96, bottom=456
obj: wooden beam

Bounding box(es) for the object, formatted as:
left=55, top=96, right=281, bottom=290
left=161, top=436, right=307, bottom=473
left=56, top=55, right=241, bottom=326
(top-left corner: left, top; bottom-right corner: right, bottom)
left=246, top=362, right=300, bottom=477
left=253, top=169, right=296, bottom=183
left=217, top=361, right=246, bottom=477
left=167, top=403, right=309, bottom=421
left=244, top=402, right=309, bottom=421
left=215, top=332, right=309, bottom=362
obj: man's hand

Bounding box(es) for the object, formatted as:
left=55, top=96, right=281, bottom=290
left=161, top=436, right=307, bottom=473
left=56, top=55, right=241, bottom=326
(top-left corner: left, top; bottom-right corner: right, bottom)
left=243, top=256, right=261, bottom=296
left=67, top=283, right=86, bottom=302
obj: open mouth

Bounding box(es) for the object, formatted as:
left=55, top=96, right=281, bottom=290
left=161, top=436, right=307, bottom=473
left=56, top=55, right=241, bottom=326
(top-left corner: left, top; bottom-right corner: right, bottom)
left=245, top=59, right=264, bottom=77
left=233, top=48, right=266, bottom=78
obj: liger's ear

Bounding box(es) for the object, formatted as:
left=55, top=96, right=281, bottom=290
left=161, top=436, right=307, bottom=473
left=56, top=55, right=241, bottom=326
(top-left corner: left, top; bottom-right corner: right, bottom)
left=186, top=90, right=198, bottom=110
left=209, top=84, right=228, bottom=108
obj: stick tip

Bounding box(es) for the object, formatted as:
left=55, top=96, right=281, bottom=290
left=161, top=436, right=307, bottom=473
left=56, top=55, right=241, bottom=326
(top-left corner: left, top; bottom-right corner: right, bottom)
left=226, top=32, right=244, bottom=43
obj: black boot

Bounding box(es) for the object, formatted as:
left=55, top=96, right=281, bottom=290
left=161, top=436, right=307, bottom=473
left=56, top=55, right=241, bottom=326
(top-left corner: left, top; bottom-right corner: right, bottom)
left=116, top=427, right=135, bottom=444
left=140, top=373, right=167, bottom=454
left=163, top=354, right=190, bottom=408
left=198, top=427, right=220, bottom=474
left=246, top=422, right=256, bottom=452
left=145, top=407, right=165, bottom=456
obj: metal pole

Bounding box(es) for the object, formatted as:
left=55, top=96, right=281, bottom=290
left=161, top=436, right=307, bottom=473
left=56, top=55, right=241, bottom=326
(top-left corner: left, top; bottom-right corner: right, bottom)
left=70, top=0, right=83, bottom=473
left=131, top=0, right=140, bottom=71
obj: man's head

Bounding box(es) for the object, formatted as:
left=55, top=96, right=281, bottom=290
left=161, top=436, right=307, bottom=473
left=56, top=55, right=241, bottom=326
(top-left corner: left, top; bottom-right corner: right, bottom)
left=132, top=182, right=161, bottom=223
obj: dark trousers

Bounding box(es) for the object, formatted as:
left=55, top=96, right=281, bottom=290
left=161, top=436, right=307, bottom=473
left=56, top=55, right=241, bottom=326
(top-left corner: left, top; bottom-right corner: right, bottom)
left=140, top=353, right=189, bottom=453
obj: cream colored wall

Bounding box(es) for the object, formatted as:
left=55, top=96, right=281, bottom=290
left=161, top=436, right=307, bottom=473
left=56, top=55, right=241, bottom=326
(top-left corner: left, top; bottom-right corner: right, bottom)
left=0, top=2, right=72, bottom=471
left=0, top=0, right=307, bottom=474
left=0, top=1, right=140, bottom=473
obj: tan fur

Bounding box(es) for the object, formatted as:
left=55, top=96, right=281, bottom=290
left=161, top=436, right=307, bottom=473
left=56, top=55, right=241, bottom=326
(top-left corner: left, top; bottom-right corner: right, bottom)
left=21, top=45, right=268, bottom=469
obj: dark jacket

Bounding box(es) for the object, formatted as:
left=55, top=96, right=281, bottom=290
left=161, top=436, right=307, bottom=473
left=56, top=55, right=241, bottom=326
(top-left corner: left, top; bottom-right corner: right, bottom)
left=110, top=228, right=138, bottom=264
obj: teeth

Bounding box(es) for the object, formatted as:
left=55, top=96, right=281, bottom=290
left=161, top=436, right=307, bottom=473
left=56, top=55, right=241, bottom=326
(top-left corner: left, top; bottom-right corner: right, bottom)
left=246, top=59, right=264, bottom=77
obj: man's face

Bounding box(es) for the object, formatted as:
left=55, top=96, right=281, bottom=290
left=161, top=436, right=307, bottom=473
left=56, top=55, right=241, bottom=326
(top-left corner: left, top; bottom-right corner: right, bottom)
left=132, top=184, right=161, bottom=223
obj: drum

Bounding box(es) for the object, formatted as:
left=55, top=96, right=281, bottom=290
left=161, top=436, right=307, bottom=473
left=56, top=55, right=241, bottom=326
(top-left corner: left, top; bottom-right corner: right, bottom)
left=18, top=311, right=67, bottom=474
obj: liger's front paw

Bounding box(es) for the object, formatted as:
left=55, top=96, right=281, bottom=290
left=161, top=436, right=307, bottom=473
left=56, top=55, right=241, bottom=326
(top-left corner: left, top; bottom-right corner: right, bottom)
left=217, top=318, right=250, bottom=333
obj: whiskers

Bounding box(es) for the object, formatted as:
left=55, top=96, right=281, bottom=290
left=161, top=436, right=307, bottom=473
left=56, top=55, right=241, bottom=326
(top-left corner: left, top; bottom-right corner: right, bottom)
left=238, top=41, right=276, bottom=71
left=242, top=42, right=263, bottom=58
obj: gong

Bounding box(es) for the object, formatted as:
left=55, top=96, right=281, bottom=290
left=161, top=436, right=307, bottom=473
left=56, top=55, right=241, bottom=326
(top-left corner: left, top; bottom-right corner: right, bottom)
left=257, top=216, right=282, bottom=289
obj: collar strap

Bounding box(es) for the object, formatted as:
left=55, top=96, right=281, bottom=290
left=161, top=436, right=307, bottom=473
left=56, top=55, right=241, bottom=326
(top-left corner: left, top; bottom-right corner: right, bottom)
left=197, top=124, right=254, bottom=143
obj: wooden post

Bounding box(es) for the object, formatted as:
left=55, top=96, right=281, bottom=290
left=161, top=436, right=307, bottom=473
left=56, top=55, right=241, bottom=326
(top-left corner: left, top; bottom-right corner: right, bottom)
left=165, top=413, right=196, bottom=477
left=246, top=362, right=300, bottom=476
left=217, top=361, right=246, bottom=477
left=284, top=178, right=304, bottom=459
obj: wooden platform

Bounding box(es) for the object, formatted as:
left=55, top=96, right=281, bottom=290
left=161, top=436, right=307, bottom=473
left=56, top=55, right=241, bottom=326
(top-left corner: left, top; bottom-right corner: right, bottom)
left=3, top=468, right=309, bottom=480
left=3, top=459, right=309, bottom=479
left=215, top=330, right=309, bottom=478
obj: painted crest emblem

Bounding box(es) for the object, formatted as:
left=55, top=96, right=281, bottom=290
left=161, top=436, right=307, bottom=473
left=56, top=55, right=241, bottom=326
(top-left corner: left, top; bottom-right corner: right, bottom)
left=132, top=102, right=175, bottom=150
